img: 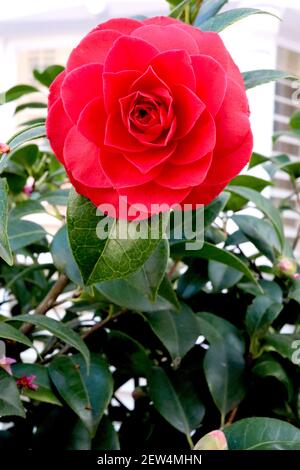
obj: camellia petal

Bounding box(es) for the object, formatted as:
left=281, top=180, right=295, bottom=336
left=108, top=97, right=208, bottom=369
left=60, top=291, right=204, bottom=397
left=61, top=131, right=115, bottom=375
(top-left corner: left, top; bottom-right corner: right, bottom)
left=46, top=98, right=72, bottom=163
left=132, top=25, right=199, bottom=54
left=170, top=110, right=216, bottom=165
left=192, top=55, right=227, bottom=116
left=64, top=127, right=110, bottom=188
left=77, top=97, right=106, bottom=147
left=67, top=30, right=122, bottom=71
left=104, top=36, right=158, bottom=73
left=156, top=152, right=213, bottom=189
left=100, top=149, right=162, bottom=188
left=48, top=71, right=65, bottom=110
left=173, top=84, right=205, bottom=138
left=92, top=18, right=143, bottom=34
left=123, top=141, right=177, bottom=174
left=150, top=50, right=196, bottom=92
left=105, top=112, right=146, bottom=152
left=61, top=63, right=103, bottom=124
left=103, top=70, right=140, bottom=113
left=181, top=180, right=228, bottom=206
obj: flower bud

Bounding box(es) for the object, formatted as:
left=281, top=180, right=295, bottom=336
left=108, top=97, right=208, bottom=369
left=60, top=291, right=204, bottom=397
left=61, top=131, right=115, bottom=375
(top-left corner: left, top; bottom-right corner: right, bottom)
left=194, top=430, right=228, bottom=450
left=0, top=143, right=10, bottom=155
left=275, top=257, right=297, bottom=277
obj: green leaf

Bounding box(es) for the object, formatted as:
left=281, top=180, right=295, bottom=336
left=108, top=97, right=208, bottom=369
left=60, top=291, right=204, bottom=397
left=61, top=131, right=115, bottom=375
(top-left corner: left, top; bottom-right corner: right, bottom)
left=243, top=70, right=295, bottom=90
left=51, top=225, right=83, bottom=286
left=0, top=178, right=13, bottom=265
left=12, top=363, right=62, bottom=406
left=68, top=416, right=120, bottom=450
left=289, top=279, right=300, bottom=303
left=169, top=0, right=192, bottom=18
left=227, top=175, right=272, bottom=212
left=67, top=189, right=166, bottom=285
left=204, top=193, right=230, bottom=227
left=0, top=321, right=33, bottom=349
left=8, top=314, right=90, bottom=368
left=264, top=332, right=300, bottom=362
left=10, top=200, right=44, bottom=220
left=0, top=124, right=46, bottom=174
left=290, top=110, right=300, bottom=130
left=1, top=84, right=39, bottom=103
left=278, top=161, right=300, bottom=179
left=197, top=312, right=246, bottom=418
left=195, top=0, right=228, bottom=26
left=177, top=260, right=207, bottom=299
left=225, top=417, right=300, bottom=450
left=38, top=189, right=69, bottom=206
left=171, top=241, right=259, bottom=286
left=10, top=144, right=39, bottom=169
left=248, top=152, right=269, bottom=169
left=8, top=219, right=46, bottom=251
left=252, top=354, right=292, bottom=400
left=227, top=186, right=284, bottom=249
left=246, top=296, right=283, bottom=339
left=49, top=354, right=113, bottom=437
left=126, top=238, right=169, bottom=302
left=200, top=8, right=277, bottom=32
left=208, top=260, right=243, bottom=292
left=232, top=215, right=281, bottom=261
left=158, top=275, right=180, bottom=311
left=33, top=65, right=64, bottom=87
left=148, top=366, right=204, bottom=437
left=0, top=369, right=25, bottom=418
left=144, top=303, right=199, bottom=363
left=96, top=277, right=175, bottom=312
left=15, top=101, right=47, bottom=114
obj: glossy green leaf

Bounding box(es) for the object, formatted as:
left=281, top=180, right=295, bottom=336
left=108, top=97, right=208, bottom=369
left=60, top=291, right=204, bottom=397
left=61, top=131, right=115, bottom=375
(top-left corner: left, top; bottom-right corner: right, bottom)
left=8, top=219, right=46, bottom=251
left=10, top=143, right=39, bottom=169
left=200, top=8, right=277, bottom=32
left=10, top=200, right=44, bottom=220
left=126, top=238, right=169, bottom=302
left=33, top=65, right=64, bottom=87
left=12, top=363, right=62, bottom=406
left=208, top=260, right=243, bottom=292
left=243, top=70, right=295, bottom=90
left=2, top=84, right=38, bottom=103
left=289, top=279, right=300, bottom=303
left=15, top=102, right=47, bottom=114
left=51, top=225, right=83, bottom=286
left=197, top=313, right=246, bottom=418
left=248, top=152, right=269, bottom=169
left=8, top=315, right=90, bottom=368
left=246, top=296, right=283, bottom=339
left=0, top=322, right=33, bottom=349
left=227, top=186, right=284, bottom=249
left=0, top=369, right=25, bottom=418
left=195, top=0, right=228, bottom=26
left=49, top=354, right=113, bottom=436
left=67, top=189, right=166, bottom=285
left=232, top=215, right=281, bottom=260
left=144, top=303, right=199, bottom=363
left=171, top=241, right=258, bottom=286
left=148, top=366, right=204, bottom=437
left=290, top=110, right=300, bottom=130
left=278, top=161, right=300, bottom=179
left=204, top=192, right=229, bottom=227
left=227, top=175, right=272, bottom=212
left=39, top=189, right=69, bottom=206
left=68, top=416, right=119, bottom=450
left=252, top=354, right=292, bottom=400
left=0, top=178, right=13, bottom=265
left=264, top=332, right=300, bottom=362
left=225, top=417, right=300, bottom=450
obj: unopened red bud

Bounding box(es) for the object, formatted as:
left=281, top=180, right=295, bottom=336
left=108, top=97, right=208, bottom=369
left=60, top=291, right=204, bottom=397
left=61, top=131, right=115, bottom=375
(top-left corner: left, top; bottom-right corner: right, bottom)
left=194, top=430, right=228, bottom=450
left=0, top=143, right=10, bottom=155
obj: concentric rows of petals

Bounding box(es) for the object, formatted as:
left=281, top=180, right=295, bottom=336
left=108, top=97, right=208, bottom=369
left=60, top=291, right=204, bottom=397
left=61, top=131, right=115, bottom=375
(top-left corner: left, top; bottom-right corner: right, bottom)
left=46, top=16, right=253, bottom=218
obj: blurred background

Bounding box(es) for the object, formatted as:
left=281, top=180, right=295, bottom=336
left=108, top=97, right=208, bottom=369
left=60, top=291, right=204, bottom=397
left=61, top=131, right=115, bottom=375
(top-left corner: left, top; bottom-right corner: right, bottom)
left=0, top=0, right=300, bottom=243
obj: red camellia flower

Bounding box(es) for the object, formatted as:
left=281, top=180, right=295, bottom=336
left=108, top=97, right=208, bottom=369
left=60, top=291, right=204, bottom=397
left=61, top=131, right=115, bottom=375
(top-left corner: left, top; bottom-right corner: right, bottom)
left=46, top=16, right=253, bottom=219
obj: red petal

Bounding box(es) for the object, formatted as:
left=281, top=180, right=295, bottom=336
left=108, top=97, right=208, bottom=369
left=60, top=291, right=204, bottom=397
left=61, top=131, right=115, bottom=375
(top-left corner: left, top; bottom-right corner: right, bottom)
left=105, top=112, right=146, bottom=152
left=77, top=97, right=106, bottom=147
left=150, top=50, right=196, bottom=91
left=131, top=25, right=199, bottom=54
left=156, top=152, right=212, bottom=189
left=46, top=98, right=72, bottom=163
left=130, top=66, right=170, bottom=94
left=142, top=16, right=180, bottom=27
left=170, top=110, right=216, bottom=165
left=181, top=181, right=228, bottom=206
left=61, top=64, right=103, bottom=123
left=48, top=71, right=65, bottom=110
left=119, top=182, right=191, bottom=213
left=103, top=70, right=140, bottom=113
left=173, top=84, right=205, bottom=138
left=64, top=127, right=110, bottom=188
left=192, top=55, right=227, bottom=115
left=215, top=78, right=250, bottom=152
left=92, top=18, right=142, bottom=34
left=67, top=30, right=122, bottom=71
left=207, top=130, right=253, bottom=184
left=124, top=142, right=177, bottom=173
left=100, top=149, right=161, bottom=188
left=104, top=36, right=158, bottom=73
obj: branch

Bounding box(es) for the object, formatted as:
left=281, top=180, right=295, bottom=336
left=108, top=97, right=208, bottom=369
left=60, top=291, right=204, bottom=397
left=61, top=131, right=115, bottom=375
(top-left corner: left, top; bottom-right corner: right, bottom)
left=21, top=273, right=69, bottom=335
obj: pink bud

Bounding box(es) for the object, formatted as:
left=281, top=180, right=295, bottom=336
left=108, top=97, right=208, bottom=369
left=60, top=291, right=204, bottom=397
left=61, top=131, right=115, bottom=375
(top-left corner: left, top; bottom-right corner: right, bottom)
left=0, top=143, right=10, bottom=155
left=276, top=257, right=297, bottom=277
left=16, top=375, right=38, bottom=391
left=0, top=356, right=16, bottom=375
left=293, top=273, right=300, bottom=280
left=194, top=430, right=228, bottom=450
